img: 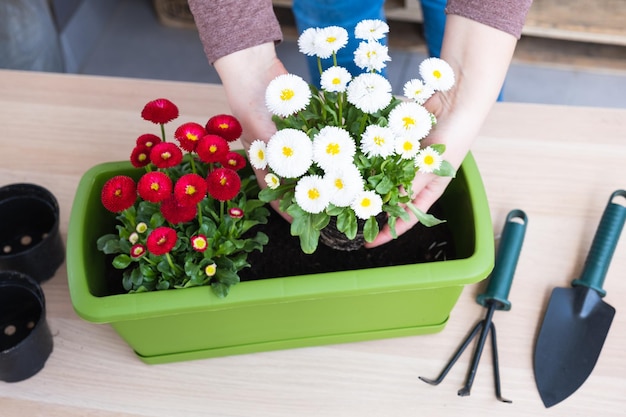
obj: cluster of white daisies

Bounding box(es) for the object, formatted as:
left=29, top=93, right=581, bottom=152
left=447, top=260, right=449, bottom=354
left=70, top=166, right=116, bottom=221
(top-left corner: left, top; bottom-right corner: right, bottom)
left=248, top=19, right=455, bottom=220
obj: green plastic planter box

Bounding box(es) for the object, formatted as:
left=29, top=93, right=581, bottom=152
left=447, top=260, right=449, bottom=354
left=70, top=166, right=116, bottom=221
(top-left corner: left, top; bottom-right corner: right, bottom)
left=66, top=153, right=494, bottom=364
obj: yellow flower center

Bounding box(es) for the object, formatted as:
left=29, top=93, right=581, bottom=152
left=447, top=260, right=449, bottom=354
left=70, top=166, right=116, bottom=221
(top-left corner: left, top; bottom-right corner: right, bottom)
left=138, top=154, right=147, bottom=162
left=326, top=143, right=340, bottom=155
left=185, top=185, right=196, bottom=195
left=280, top=89, right=295, bottom=101
left=132, top=246, right=143, bottom=256
left=205, top=263, right=217, bottom=277
left=423, top=155, right=435, bottom=165
left=402, top=117, right=415, bottom=130
left=209, top=145, right=217, bottom=153
left=162, top=152, right=171, bottom=160
left=360, top=198, right=371, bottom=208
left=334, top=179, right=344, bottom=190
left=193, top=237, right=207, bottom=250
left=308, top=188, right=320, bottom=200
left=373, top=136, right=385, bottom=146
left=282, top=146, right=294, bottom=157
left=326, top=36, right=337, bottom=43
left=332, top=77, right=341, bottom=85
left=403, top=141, right=413, bottom=152
left=219, top=122, right=229, bottom=129
left=433, top=70, right=442, bottom=79
left=256, top=149, right=265, bottom=160
left=220, top=177, right=227, bottom=186
left=150, top=183, right=160, bottom=191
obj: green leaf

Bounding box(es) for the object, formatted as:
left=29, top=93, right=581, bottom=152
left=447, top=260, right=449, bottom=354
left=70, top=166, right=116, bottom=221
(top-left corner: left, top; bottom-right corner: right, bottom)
left=112, top=254, right=132, bottom=269
left=216, top=269, right=240, bottom=285
left=336, top=210, right=357, bottom=240
left=429, top=143, right=446, bottom=154
left=433, top=160, right=457, bottom=178
left=211, top=282, right=230, bottom=298
left=363, top=216, right=380, bottom=242
left=298, top=227, right=320, bottom=254
left=407, top=203, right=446, bottom=227
left=97, top=234, right=122, bottom=254
left=375, top=176, right=395, bottom=195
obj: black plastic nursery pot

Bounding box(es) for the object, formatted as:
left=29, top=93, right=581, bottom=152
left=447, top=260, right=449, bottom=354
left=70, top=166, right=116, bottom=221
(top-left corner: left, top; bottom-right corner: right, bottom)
left=0, top=183, right=65, bottom=283
left=0, top=270, right=53, bottom=382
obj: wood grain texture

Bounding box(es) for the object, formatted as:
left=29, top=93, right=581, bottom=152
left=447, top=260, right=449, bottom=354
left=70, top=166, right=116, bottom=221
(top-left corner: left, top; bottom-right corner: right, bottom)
left=1, top=69, right=625, bottom=416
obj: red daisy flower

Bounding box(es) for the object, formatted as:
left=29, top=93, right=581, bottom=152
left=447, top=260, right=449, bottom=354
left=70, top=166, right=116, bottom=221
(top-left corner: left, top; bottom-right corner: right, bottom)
left=206, top=168, right=241, bottom=202
left=229, top=207, right=244, bottom=219
left=130, top=145, right=151, bottom=168
left=101, top=175, right=137, bottom=213
left=191, top=235, right=208, bottom=252
left=141, top=98, right=179, bottom=124
left=174, top=173, right=207, bottom=206
left=130, top=243, right=146, bottom=258
left=137, top=171, right=173, bottom=203
left=174, top=122, right=206, bottom=152
left=150, top=142, right=183, bottom=168
left=205, top=114, right=242, bottom=142
left=160, top=195, right=197, bottom=224
left=221, top=151, right=247, bottom=171
left=146, top=226, right=177, bottom=255
left=135, top=133, right=161, bottom=149
left=196, top=134, right=229, bottom=164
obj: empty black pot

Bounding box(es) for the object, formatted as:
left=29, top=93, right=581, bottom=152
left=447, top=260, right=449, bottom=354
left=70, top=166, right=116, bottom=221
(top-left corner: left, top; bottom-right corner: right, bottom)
left=0, top=183, right=65, bottom=283
left=0, top=270, right=53, bottom=382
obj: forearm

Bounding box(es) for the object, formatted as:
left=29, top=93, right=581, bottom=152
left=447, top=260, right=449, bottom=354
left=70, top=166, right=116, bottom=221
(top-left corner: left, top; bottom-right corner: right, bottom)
left=214, top=42, right=287, bottom=149
left=424, top=14, right=518, bottom=168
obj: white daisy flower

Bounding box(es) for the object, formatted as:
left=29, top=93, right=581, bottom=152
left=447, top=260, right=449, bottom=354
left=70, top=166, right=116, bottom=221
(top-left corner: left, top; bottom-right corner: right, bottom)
left=248, top=139, right=267, bottom=170
left=320, top=66, right=352, bottom=92
left=346, top=73, right=392, bottom=114
left=298, top=27, right=319, bottom=57
left=315, top=26, right=349, bottom=59
left=350, top=190, right=383, bottom=220
left=265, top=74, right=311, bottom=117
left=353, top=40, right=391, bottom=72
left=325, top=165, right=364, bottom=207
left=414, top=146, right=443, bottom=173
left=354, top=19, right=389, bottom=41
left=419, top=57, right=455, bottom=91
left=360, top=124, right=396, bottom=158
left=388, top=101, right=433, bottom=140
left=266, top=128, right=313, bottom=178
left=312, top=126, right=356, bottom=171
left=403, top=79, right=435, bottom=104
left=264, top=173, right=280, bottom=189
left=295, top=175, right=332, bottom=214
left=395, top=135, right=421, bottom=159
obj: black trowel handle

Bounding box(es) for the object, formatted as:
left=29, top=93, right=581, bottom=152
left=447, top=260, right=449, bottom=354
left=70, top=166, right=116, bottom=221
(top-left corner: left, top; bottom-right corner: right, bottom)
left=477, top=209, right=528, bottom=311
left=572, top=190, right=626, bottom=297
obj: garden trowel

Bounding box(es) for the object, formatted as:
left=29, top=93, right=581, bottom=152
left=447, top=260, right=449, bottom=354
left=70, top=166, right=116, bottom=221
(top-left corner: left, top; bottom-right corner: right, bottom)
left=533, top=189, right=626, bottom=408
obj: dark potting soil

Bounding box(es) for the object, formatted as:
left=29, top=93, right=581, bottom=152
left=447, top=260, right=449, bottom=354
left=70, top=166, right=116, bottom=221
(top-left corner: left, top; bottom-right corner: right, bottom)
left=239, top=204, right=456, bottom=281
left=103, top=204, right=456, bottom=294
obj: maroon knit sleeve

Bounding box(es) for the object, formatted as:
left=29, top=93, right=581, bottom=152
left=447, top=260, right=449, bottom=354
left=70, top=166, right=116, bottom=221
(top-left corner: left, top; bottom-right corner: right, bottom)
left=188, top=0, right=283, bottom=64
left=446, top=0, right=533, bottom=39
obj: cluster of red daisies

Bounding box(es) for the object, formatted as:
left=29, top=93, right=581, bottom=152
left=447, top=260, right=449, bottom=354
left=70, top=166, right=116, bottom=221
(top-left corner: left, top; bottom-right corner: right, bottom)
left=101, top=98, right=246, bottom=258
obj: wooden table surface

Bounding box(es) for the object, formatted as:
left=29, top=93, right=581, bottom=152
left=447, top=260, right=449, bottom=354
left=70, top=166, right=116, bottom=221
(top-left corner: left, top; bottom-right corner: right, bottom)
left=1, top=69, right=625, bottom=416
